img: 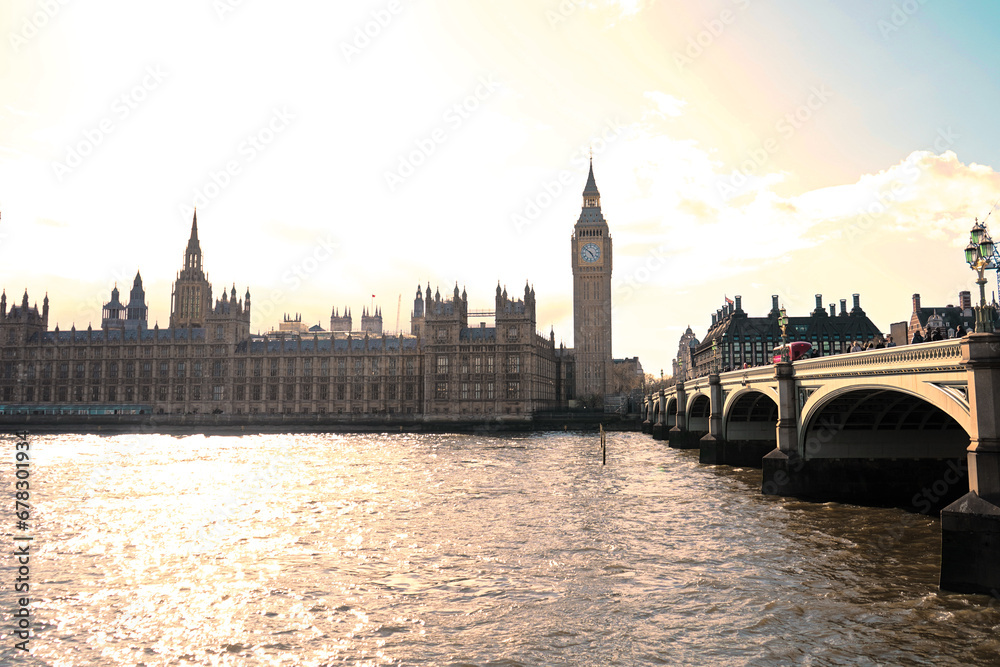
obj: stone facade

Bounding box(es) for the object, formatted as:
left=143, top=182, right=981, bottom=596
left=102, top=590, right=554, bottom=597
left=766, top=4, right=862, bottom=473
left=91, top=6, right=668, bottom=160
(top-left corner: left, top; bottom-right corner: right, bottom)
left=418, top=282, right=558, bottom=419
left=0, top=213, right=559, bottom=421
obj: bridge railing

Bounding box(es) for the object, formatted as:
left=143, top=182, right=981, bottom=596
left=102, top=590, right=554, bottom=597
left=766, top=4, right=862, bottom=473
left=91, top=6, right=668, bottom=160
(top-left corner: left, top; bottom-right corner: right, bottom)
left=651, top=339, right=967, bottom=404
left=789, top=338, right=964, bottom=379
left=722, top=365, right=776, bottom=385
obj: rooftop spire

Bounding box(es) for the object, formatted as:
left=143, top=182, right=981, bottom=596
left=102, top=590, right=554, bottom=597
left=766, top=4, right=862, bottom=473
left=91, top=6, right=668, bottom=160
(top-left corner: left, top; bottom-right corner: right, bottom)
left=187, top=209, right=200, bottom=250
left=583, top=157, right=600, bottom=198
left=183, top=209, right=203, bottom=273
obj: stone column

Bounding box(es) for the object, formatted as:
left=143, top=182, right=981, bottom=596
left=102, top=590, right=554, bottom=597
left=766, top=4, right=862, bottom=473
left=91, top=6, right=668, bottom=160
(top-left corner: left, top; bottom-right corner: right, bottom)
left=774, top=362, right=798, bottom=454
left=763, top=361, right=801, bottom=496
left=641, top=396, right=652, bottom=433
left=707, top=374, right=723, bottom=439
left=941, top=333, right=1000, bottom=594
left=667, top=381, right=691, bottom=447
left=674, top=381, right=687, bottom=432
left=699, top=373, right=725, bottom=464
left=652, top=389, right=667, bottom=440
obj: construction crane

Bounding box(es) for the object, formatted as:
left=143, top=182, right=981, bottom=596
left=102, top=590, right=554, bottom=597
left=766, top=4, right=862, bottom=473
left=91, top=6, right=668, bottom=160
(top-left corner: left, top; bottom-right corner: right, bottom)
left=395, top=294, right=402, bottom=334
left=981, top=200, right=1000, bottom=302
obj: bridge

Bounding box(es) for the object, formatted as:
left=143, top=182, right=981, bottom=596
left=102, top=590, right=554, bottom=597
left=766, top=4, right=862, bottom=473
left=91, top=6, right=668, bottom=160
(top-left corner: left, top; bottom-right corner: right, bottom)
left=641, top=335, right=1000, bottom=595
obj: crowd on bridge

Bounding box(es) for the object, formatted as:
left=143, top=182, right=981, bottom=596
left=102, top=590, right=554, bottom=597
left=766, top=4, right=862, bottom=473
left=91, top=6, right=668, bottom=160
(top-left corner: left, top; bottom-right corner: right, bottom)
left=911, top=324, right=967, bottom=344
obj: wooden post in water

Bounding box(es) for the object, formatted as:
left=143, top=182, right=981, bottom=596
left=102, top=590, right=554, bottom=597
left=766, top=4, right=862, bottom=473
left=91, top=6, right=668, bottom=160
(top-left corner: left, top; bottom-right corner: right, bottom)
left=600, top=424, right=606, bottom=465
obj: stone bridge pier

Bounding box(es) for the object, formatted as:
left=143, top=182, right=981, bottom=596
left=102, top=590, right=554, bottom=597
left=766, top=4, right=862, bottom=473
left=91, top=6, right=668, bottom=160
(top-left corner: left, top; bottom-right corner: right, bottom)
left=940, top=334, right=1000, bottom=594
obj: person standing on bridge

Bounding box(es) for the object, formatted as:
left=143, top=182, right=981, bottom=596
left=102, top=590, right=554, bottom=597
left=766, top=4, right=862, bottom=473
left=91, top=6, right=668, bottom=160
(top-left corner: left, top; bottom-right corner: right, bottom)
left=911, top=330, right=924, bottom=344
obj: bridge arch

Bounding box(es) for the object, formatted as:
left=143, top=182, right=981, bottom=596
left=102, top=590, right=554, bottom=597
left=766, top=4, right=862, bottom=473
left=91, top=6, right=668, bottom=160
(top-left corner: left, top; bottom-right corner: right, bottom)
left=665, top=397, right=677, bottom=428
left=799, top=385, right=970, bottom=459
left=687, top=393, right=710, bottom=432
left=722, top=388, right=778, bottom=442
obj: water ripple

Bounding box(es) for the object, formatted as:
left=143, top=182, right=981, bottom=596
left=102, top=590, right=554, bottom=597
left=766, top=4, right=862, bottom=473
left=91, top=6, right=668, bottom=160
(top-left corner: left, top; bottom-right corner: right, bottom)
left=0, top=432, right=997, bottom=665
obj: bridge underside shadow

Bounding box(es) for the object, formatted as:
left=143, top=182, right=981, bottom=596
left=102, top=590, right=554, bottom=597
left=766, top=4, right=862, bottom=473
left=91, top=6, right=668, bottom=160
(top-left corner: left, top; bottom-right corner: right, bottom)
left=701, top=391, right=776, bottom=468
left=668, top=395, right=707, bottom=449
left=763, top=388, right=969, bottom=513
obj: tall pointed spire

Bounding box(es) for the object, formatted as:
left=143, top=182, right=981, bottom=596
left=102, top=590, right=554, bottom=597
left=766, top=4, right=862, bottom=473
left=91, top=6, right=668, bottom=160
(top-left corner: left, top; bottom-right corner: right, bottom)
left=583, top=157, right=600, bottom=198
left=183, top=209, right=203, bottom=273
left=580, top=157, right=602, bottom=212
left=186, top=209, right=201, bottom=253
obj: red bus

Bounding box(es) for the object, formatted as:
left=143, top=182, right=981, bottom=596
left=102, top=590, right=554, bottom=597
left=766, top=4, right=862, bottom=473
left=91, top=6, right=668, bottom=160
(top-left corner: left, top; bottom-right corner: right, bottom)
left=772, top=341, right=812, bottom=363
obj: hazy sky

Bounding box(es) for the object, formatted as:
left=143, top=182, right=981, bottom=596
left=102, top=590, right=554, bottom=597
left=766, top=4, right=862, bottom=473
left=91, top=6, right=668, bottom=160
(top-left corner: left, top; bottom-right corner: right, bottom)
left=3, top=0, right=1000, bottom=374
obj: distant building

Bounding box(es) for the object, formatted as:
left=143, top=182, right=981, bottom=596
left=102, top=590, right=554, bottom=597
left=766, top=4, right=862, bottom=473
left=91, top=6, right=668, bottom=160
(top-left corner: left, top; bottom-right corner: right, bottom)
left=330, top=307, right=352, bottom=333
left=690, top=293, right=883, bottom=376
left=360, top=307, right=382, bottom=335
left=672, top=326, right=699, bottom=381
left=908, top=292, right=974, bottom=341
left=267, top=313, right=310, bottom=337
left=612, top=356, right=643, bottom=393
left=416, top=282, right=558, bottom=418
left=328, top=305, right=382, bottom=336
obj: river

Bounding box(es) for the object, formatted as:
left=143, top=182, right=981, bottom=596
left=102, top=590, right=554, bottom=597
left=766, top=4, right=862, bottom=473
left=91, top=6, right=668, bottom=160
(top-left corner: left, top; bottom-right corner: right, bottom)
left=2, top=431, right=998, bottom=665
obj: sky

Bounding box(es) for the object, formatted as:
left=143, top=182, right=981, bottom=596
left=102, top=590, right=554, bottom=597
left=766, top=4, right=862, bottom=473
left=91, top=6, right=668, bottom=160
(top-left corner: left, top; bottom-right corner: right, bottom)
left=3, top=0, right=1000, bottom=375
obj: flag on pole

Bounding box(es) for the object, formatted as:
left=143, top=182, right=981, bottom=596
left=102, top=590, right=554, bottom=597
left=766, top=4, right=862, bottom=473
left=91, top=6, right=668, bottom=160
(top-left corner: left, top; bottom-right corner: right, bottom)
left=725, top=295, right=734, bottom=305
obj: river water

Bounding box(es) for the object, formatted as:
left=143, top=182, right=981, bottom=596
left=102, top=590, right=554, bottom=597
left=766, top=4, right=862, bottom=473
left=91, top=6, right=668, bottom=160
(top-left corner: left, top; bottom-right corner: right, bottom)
left=2, top=431, right=999, bottom=666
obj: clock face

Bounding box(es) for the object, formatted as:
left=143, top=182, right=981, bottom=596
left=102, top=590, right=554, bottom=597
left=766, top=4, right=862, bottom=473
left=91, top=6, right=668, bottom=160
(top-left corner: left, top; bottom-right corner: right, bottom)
left=581, top=242, right=600, bottom=263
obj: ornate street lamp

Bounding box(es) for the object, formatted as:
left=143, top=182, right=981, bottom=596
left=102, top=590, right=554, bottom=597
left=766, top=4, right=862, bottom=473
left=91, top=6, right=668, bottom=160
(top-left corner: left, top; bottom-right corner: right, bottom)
left=777, top=307, right=790, bottom=361
left=966, top=218, right=996, bottom=333
left=711, top=338, right=719, bottom=374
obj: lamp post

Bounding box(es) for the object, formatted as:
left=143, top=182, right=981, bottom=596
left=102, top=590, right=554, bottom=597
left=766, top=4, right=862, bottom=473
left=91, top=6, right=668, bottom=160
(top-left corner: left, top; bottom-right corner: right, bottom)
left=711, top=337, right=719, bottom=374
left=778, top=307, right=789, bottom=362
left=965, top=218, right=996, bottom=333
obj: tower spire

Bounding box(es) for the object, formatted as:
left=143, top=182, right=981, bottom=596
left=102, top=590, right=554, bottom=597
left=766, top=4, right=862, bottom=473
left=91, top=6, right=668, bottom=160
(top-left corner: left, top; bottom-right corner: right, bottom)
left=582, top=158, right=600, bottom=207
left=187, top=209, right=200, bottom=250
left=183, top=209, right=203, bottom=273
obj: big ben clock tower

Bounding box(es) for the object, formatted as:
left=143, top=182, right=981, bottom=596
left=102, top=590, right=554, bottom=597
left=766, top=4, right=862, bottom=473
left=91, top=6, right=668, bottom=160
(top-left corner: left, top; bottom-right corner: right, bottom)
left=571, top=159, right=613, bottom=400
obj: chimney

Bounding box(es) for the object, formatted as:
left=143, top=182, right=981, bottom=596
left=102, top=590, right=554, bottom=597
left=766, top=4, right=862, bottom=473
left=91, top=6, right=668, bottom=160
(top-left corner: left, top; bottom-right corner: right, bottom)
left=812, top=293, right=826, bottom=316
left=851, top=293, right=863, bottom=316
left=959, top=291, right=971, bottom=310
left=735, top=295, right=742, bottom=312
left=771, top=294, right=779, bottom=316
left=912, top=293, right=921, bottom=313
left=829, top=304, right=836, bottom=317
left=711, top=313, right=717, bottom=326
left=840, top=299, right=847, bottom=316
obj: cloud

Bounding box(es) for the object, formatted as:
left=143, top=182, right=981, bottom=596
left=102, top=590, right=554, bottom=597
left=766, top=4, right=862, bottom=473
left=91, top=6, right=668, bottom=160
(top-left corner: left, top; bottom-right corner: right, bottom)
left=643, top=91, right=687, bottom=118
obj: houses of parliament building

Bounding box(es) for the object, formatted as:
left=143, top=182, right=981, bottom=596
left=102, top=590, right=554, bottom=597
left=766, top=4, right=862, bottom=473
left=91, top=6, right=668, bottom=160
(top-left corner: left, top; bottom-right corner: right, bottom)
left=0, top=167, right=616, bottom=422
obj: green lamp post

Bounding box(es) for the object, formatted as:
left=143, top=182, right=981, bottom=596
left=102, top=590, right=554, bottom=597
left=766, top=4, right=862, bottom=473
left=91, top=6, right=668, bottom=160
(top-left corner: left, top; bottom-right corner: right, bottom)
left=965, top=218, right=996, bottom=333
left=778, top=307, right=789, bottom=361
